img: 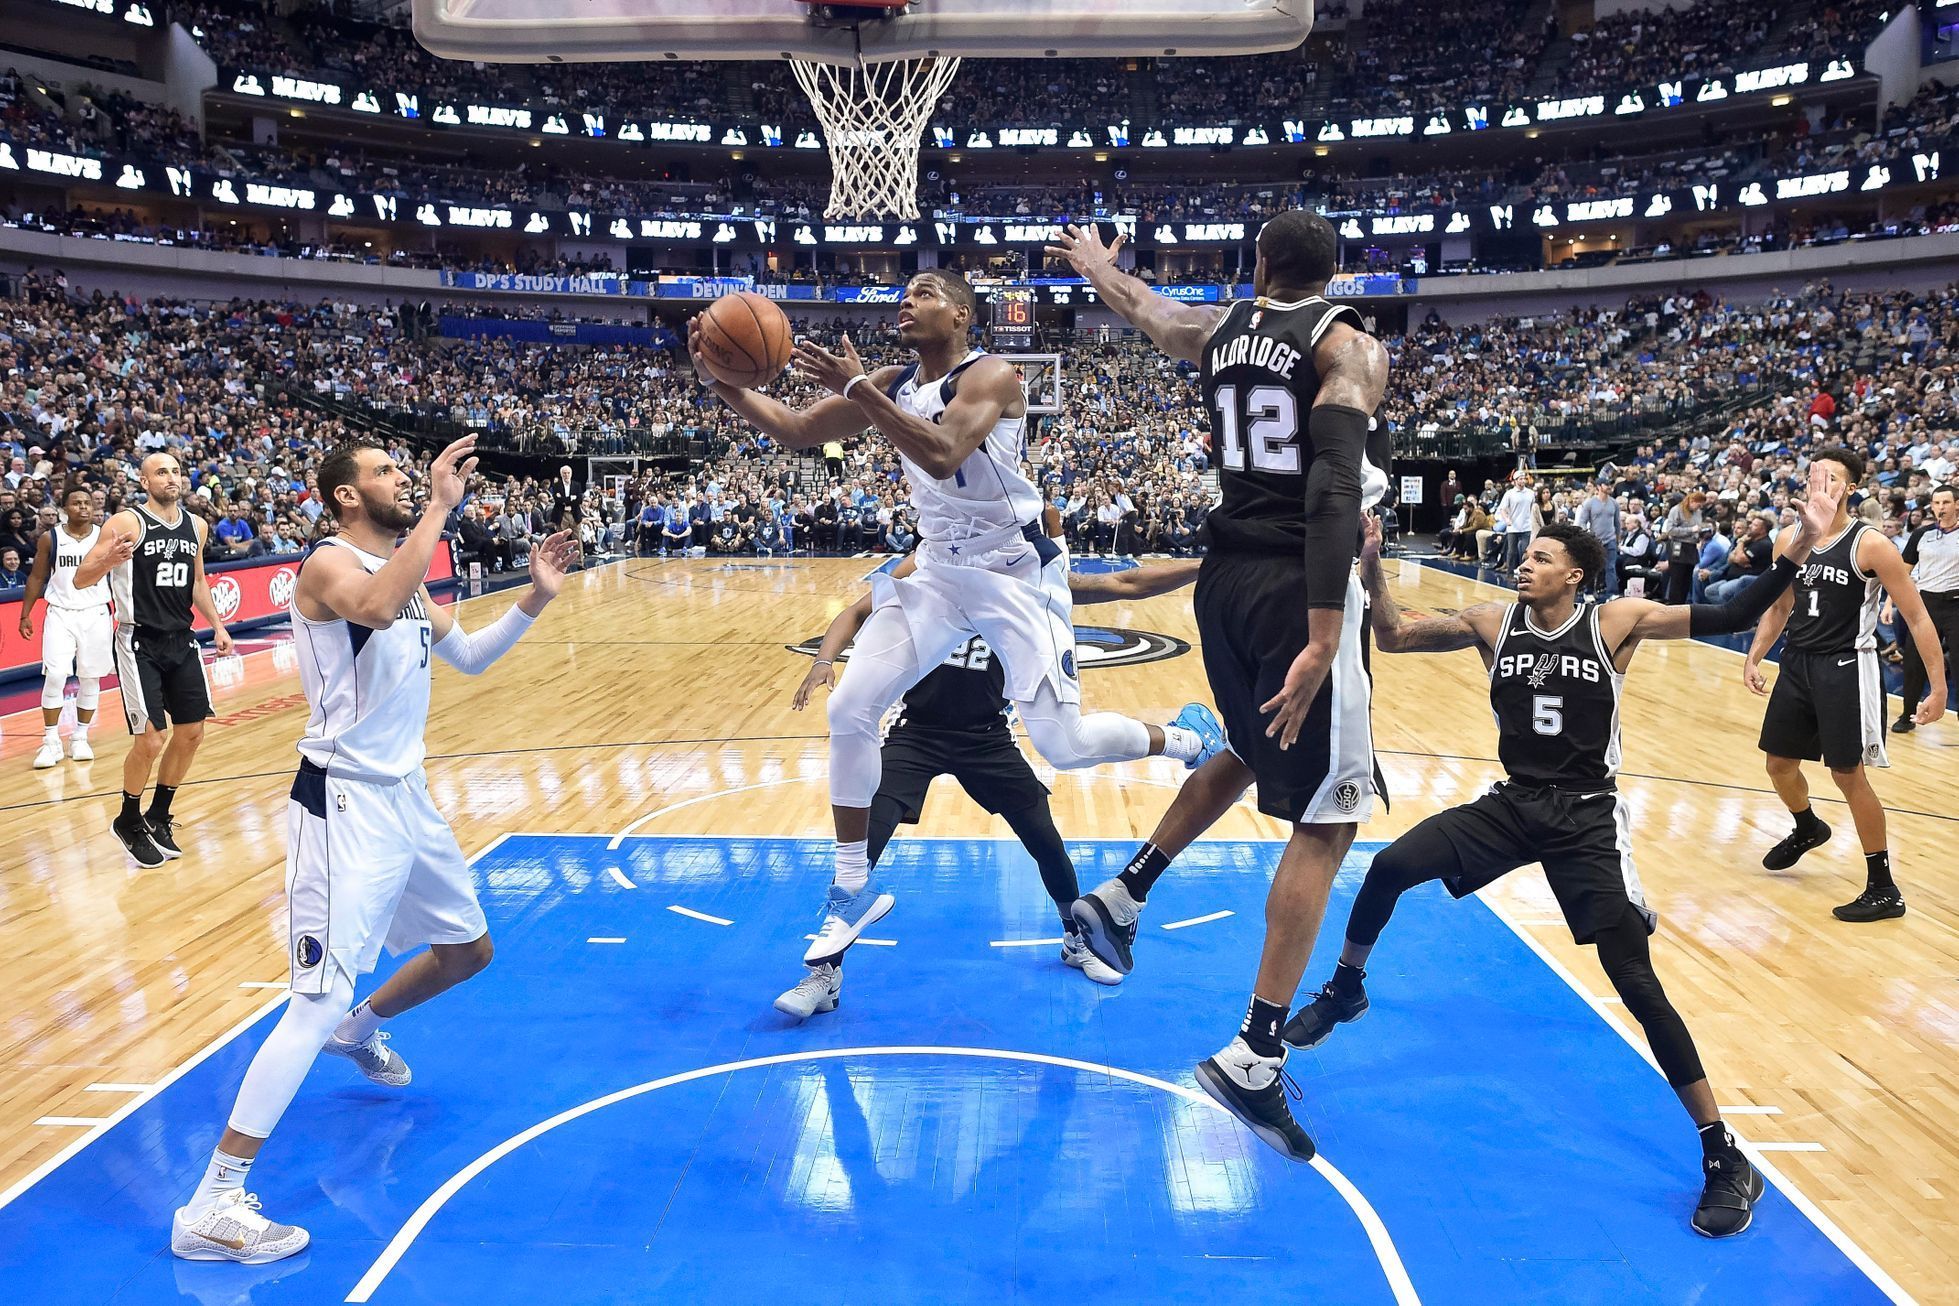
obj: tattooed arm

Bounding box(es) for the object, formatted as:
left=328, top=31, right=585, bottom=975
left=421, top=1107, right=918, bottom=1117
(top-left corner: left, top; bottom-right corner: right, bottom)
left=1358, top=513, right=1506, bottom=656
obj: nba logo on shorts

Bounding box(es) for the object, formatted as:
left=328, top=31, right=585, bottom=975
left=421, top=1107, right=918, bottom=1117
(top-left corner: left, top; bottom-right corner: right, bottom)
left=295, top=935, right=323, bottom=970
left=1335, top=781, right=1362, bottom=813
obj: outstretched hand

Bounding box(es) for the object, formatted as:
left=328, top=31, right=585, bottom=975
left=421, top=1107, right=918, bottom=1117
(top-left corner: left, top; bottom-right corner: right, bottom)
left=527, top=530, right=581, bottom=601
left=793, top=336, right=867, bottom=396
left=1794, top=462, right=1844, bottom=542
left=1043, top=223, right=1125, bottom=278
left=1359, top=511, right=1384, bottom=563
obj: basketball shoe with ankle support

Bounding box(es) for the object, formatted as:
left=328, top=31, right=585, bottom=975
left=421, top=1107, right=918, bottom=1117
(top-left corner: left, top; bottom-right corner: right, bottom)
left=32, top=736, right=62, bottom=768
left=146, top=814, right=183, bottom=860
left=803, top=881, right=894, bottom=962
left=112, top=811, right=165, bottom=868
left=170, top=1189, right=310, bottom=1264
left=1169, top=702, right=1226, bottom=770
left=1692, top=1144, right=1764, bottom=1238
left=322, top=1031, right=412, bottom=1086
left=1762, top=817, right=1831, bottom=871
left=1194, top=1037, right=1316, bottom=1162
left=1070, top=878, right=1142, bottom=975
left=1061, top=930, right=1122, bottom=985
left=774, top=962, right=842, bottom=1019
left=1282, top=974, right=1370, bottom=1049
left=69, top=732, right=93, bottom=761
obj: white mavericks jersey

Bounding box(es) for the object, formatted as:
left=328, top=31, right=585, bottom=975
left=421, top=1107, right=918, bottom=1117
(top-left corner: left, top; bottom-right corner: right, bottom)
left=293, top=538, right=434, bottom=782
left=888, top=350, right=1042, bottom=543
left=46, top=525, right=109, bottom=610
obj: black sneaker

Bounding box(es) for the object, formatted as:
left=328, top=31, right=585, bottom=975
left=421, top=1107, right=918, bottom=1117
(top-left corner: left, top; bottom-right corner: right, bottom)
left=1194, top=1037, right=1316, bottom=1162
left=1891, top=717, right=1916, bottom=734
left=1282, top=978, right=1370, bottom=1050
left=147, top=814, right=184, bottom=860
left=1832, top=885, right=1906, bottom=923
left=1068, top=882, right=1140, bottom=975
left=1692, top=1148, right=1764, bottom=1238
left=112, top=813, right=166, bottom=868
left=1762, top=819, right=1831, bottom=871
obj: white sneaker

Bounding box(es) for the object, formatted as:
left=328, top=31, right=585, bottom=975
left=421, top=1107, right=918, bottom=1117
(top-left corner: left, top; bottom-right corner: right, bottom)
left=170, top=1189, right=310, bottom=1263
left=32, top=738, right=62, bottom=769
left=322, top=1031, right=411, bottom=1086
left=69, top=734, right=94, bottom=761
left=773, top=962, right=842, bottom=1019
left=1061, top=932, right=1122, bottom=985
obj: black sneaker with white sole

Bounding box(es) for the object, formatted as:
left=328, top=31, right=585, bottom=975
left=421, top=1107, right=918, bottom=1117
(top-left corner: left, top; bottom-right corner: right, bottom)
left=1069, top=885, right=1139, bottom=975
left=1282, top=979, right=1369, bottom=1050
left=147, top=814, right=184, bottom=859
left=1832, top=885, right=1906, bottom=922
left=112, top=812, right=166, bottom=867
left=1761, top=819, right=1831, bottom=871
left=1692, top=1148, right=1764, bottom=1238
left=1194, top=1037, right=1316, bottom=1162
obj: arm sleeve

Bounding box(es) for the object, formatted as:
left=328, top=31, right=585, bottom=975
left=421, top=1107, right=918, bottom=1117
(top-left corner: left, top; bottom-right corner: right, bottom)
left=432, top=603, right=536, bottom=675
left=1301, top=403, right=1369, bottom=611
left=1688, top=557, right=1799, bottom=635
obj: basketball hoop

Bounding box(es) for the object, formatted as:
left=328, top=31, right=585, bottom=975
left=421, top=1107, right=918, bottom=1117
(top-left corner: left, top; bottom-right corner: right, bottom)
left=790, top=4, right=959, bottom=221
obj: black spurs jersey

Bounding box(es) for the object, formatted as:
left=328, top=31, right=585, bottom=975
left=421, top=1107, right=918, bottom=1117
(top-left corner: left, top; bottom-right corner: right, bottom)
left=1198, top=295, right=1391, bottom=556
left=110, top=504, right=200, bottom=632
left=1489, top=602, right=1624, bottom=790
left=1786, top=521, right=1880, bottom=654
left=891, top=636, right=1009, bottom=733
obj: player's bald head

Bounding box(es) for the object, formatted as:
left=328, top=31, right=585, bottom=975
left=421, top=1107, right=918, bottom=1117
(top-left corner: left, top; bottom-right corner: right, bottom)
left=140, top=451, right=180, bottom=478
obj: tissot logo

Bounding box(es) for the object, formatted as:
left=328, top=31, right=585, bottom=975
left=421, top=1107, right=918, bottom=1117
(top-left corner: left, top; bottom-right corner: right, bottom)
left=790, top=625, right=1188, bottom=671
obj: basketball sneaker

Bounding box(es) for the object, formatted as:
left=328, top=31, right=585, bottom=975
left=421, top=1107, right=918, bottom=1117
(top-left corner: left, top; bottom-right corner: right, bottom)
left=32, top=736, right=62, bottom=769
left=1070, top=878, right=1142, bottom=975
left=1761, top=817, right=1831, bottom=871
left=1832, top=885, right=1906, bottom=923
left=112, top=811, right=165, bottom=868
left=170, top=1189, right=310, bottom=1264
left=1061, top=930, right=1122, bottom=985
left=147, top=815, right=184, bottom=860
left=1282, top=972, right=1369, bottom=1049
left=1692, top=1145, right=1764, bottom=1238
left=1194, top=1037, right=1316, bottom=1163
left=1169, top=702, right=1226, bottom=770
left=69, top=733, right=93, bottom=761
left=322, top=1031, right=411, bottom=1086
left=774, top=962, right=842, bottom=1019
left=803, top=881, right=895, bottom=962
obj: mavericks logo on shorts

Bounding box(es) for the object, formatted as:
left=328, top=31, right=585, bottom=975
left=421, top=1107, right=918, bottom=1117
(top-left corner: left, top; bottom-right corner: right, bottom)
left=788, top=625, right=1188, bottom=671
left=295, top=934, right=324, bottom=970
left=1334, top=781, right=1363, bottom=814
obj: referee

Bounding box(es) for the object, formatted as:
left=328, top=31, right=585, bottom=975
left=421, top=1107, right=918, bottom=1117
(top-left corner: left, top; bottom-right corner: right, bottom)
left=1896, top=483, right=1959, bottom=733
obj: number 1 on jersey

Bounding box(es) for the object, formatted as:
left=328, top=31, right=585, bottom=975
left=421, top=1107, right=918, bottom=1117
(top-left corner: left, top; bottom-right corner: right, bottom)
left=1213, top=384, right=1301, bottom=474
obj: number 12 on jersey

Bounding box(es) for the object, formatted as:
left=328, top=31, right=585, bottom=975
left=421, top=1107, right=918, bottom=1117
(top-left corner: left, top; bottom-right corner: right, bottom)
left=1212, top=384, right=1301, bottom=474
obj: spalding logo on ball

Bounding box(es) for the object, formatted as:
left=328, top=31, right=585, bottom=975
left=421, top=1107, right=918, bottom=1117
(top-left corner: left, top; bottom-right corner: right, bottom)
left=210, top=575, right=243, bottom=622
left=696, top=291, right=795, bottom=389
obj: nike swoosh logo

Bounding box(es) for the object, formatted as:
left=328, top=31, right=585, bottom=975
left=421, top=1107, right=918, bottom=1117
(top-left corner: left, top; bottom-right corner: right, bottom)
left=1838, top=658, right=1856, bottom=667
left=206, top=1233, right=248, bottom=1250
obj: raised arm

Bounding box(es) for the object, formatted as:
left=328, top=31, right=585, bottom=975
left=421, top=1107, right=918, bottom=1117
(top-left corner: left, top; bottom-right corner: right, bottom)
left=295, top=436, right=476, bottom=630
left=72, top=510, right=139, bottom=591
left=688, top=317, right=889, bottom=451
left=1068, top=559, right=1203, bottom=603
left=794, top=342, right=1022, bottom=481
left=1044, top=224, right=1227, bottom=363
left=1357, top=514, right=1502, bottom=654
left=427, top=531, right=578, bottom=675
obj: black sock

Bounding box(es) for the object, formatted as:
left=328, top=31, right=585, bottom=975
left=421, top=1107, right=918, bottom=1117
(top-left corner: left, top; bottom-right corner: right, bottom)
left=1062, top=915, right=1083, bottom=938
left=1240, top=994, right=1288, bottom=1059
left=1792, top=806, right=1822, bottom=836
left=1329, top=960, right=1367, bottom=996
left=120, top=791, right=142, bottom=823
left=1865, top=850, right=1894, bottom=891
left=1698, top=1120, right=1734, bottom=1158
left=1117, top=843, right=1171, bottom=902
left=148, top=784, right=177, bottom=819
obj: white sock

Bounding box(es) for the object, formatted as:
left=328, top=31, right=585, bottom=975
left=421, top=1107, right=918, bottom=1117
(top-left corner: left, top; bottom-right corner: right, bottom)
left=1159, top=723, right=1203, bottom=763
left=189, top=1148, right=254, bottom=1212
left=74, top=720, right=91, bottom=737
left=43, top=725, right=59, bottom=741
left=833, top=839, right=869, bottom=894
left=333, top=998, right=383, bottom=1046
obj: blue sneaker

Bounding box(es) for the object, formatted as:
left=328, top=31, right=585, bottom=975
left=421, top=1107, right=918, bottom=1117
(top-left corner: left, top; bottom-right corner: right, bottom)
left=1170, top=702, right=1227, bottom=770
left=803, top=881, right=896, bottom=962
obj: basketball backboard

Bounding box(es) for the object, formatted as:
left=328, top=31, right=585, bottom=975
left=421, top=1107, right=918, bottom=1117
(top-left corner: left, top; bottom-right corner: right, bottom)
left=411, top=0, right=1314, bottom=66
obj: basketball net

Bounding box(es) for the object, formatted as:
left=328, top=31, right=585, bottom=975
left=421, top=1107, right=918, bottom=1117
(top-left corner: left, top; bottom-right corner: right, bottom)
left=791, top=54, right=962, bottom=220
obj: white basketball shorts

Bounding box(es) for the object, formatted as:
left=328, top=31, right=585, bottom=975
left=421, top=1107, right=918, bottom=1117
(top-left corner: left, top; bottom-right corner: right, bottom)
left=43, top=605, right=114, bottom=679
left=284, top=761, right=488, bottom=994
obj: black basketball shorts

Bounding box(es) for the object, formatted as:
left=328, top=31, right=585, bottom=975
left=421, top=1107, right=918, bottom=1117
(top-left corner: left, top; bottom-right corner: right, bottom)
left=1758, top=648, right=1888, bottom=771
left=114, top=625, right=213, bottom=734
left=877, top=723, right=1049, bottom=823
left=1193, top=551, right=1384, bottom=825
left=1429, top=781, right=1656, bottom=945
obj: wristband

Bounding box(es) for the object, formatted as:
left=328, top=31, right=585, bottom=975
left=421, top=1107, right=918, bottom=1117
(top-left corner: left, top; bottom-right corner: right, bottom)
left=843, top=374, right=869, bottom=400
left=811, top=659, right=834, bottom=669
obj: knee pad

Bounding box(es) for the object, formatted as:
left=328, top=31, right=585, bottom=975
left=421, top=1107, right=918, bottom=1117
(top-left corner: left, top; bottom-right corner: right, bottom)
left=42, top=674, right=67, bottom=711
left=76, top=677, right=101, bottom=711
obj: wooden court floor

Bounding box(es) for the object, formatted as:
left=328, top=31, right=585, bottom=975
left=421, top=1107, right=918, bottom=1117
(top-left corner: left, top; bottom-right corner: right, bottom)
left=2, top=554, right=1954, bottom=1300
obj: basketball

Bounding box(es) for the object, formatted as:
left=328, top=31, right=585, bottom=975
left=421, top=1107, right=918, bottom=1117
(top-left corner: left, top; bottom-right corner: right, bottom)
left=695, top=291, right=795, bottom=389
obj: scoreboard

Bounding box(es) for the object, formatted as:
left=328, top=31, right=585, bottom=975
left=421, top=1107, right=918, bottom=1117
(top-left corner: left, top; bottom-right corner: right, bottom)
left=990, top=287, right=1036, bottom=348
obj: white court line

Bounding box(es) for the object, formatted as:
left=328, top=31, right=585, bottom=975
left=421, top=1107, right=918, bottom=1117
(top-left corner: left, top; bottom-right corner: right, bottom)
left=35, top=1117, right=109, bottom=1128
left=82, top=1083, right=153, bottom=1094
left=0, top=832, right=515, bottom=1214
left=238, top=980, right=289, bottom=989
left=1160, top=910, right=1233, bottom=931
left=605, top=866, right=636, bottom=890
left=1755, top=1142, right=1829, bottom=1153
left=990, top=936, right=1066, bottom=948
left=805, top=933, right=896, bottom=947
left=587, top=937, right=627, bottom=945
left=1473, top=891, right=1916, bottom=1305
left=342, top=1046, right=1422, bottom=1306
left=1721, top=1105, right=1784, bottom=1116
left=667, top=905, right=733, bottom=927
